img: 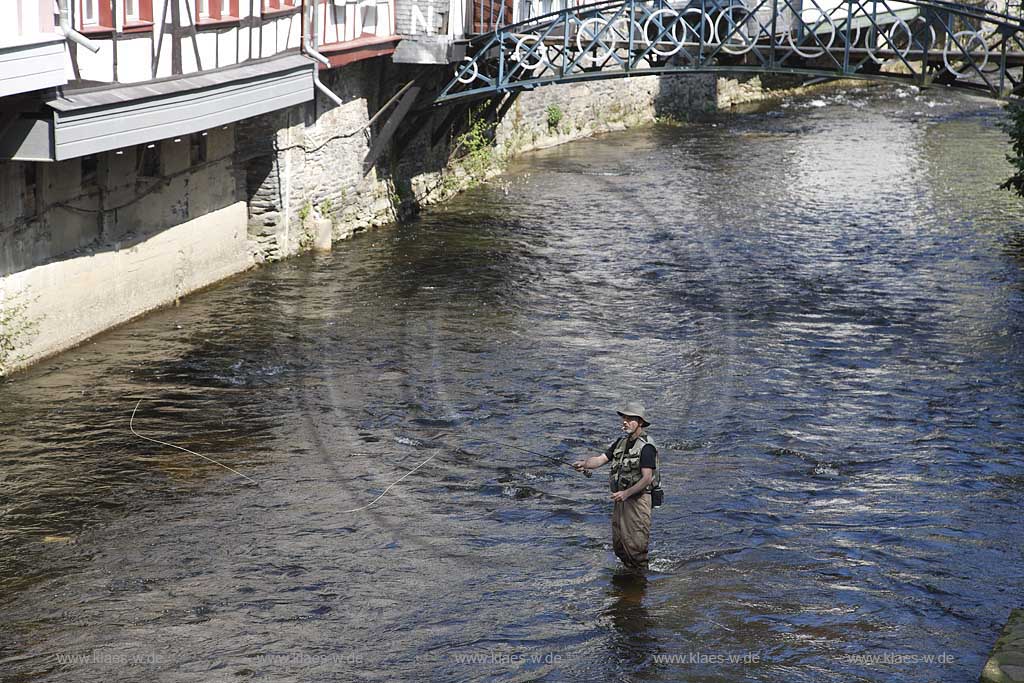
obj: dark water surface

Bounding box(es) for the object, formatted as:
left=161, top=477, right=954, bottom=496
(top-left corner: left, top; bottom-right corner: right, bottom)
left=2, top=85, right=1024, bottom=682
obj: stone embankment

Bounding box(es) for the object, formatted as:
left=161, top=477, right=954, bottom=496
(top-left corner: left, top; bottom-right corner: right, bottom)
left=982, top=609, right=1024, bottom=683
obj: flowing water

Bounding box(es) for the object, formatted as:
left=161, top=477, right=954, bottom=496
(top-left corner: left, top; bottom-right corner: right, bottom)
left=2, top=85, right=1023, bottom=682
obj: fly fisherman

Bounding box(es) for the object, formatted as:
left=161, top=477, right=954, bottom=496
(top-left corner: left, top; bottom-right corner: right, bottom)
left=573, top=402, right=661, bottom=570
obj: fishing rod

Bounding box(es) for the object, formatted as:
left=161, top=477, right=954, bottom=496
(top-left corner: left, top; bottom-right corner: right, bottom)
left=473, top=438, right=593, bottom=477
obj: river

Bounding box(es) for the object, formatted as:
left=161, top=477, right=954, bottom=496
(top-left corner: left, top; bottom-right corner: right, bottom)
left=1, top=84, right=1023, bottom=682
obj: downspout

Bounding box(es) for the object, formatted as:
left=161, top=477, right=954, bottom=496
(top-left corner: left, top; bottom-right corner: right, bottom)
left=56, top=0, right=101, bottom=53
left=302, top=0, right=346, bottom=107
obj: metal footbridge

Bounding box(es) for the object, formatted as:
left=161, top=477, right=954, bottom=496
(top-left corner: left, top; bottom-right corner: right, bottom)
left=436, top=0, right=1024, bottom=102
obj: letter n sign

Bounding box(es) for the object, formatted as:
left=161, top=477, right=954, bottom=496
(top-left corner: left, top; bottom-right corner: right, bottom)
left=410, top=0, right=436, bottom=34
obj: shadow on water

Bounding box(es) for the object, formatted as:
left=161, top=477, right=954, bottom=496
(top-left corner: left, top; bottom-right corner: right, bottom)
left=605, top=570, right=656, bottom=671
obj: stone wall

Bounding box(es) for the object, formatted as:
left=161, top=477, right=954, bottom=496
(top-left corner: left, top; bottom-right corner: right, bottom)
left=495, top=72, right=716, bottom=156
left=237, top=64, right=718, bottom=267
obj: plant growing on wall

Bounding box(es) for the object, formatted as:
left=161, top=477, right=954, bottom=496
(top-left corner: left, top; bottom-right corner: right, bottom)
left=546, top=104, right=563, bottom=131
left=1002, top=101, right=1024, bottom=197
left=319, top=197, right=334, bottom=222
left=452, top=109, right=498, bottom=183
left=0, top=287, right=40, bottom=378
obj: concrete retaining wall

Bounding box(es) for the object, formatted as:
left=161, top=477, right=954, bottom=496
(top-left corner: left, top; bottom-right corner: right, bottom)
left=2, top=203, right=250, bottom=369
left=0, top=125, right=250, bottom=375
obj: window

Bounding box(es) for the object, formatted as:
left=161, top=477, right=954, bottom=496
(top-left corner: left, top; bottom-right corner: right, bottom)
left=137, top=144, right=161, bottom=178
left=81, top=155, right=99, bottom=187
left=82, top=0, right=98, bottom=25
left=23, top=164, right=37, bottom=217
left=79, top=0, right=125, bottom=29
left=360, top=4, right=377, bottom=36
left=190, top=133, right=207, bottom=167
left=123, top=0, right=153, bottom=24
left=263, top=0, right=299, bottom=12
left=198, top=0, right=238, bottom=20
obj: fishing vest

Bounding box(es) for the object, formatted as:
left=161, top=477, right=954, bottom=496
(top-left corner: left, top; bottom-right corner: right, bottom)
left=609, top=433, right=661, bottom=495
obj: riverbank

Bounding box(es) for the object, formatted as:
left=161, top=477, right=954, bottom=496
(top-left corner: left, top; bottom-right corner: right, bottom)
left=982, top=609, right=1024, bottom=683
left=0, top=69, right=870, bottom=378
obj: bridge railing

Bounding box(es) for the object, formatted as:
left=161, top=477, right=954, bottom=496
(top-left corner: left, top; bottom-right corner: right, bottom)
left=473, top=0, right=1013, bottom=34
left=445, top=0, right=1024, bottom=102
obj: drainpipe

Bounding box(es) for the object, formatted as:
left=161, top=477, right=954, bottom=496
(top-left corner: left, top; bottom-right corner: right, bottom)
left=302, top=0, right=346, bottom=107
left=55, top=0, right=101, bottom=53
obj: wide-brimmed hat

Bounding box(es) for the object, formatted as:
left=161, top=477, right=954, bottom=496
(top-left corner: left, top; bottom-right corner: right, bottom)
left=616, top=401, right=650, bottom=426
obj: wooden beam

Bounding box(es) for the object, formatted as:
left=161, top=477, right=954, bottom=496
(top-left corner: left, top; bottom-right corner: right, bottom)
left=362, top=84, right=421, bottom=173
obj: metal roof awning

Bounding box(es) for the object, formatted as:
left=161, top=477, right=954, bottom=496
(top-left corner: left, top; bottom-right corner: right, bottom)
left=0, top=34, right=68, bottom=99
left=0, top=53, right=315, bottom=161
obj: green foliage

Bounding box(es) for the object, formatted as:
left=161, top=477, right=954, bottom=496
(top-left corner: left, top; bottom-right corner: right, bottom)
left=654, top=114, right=686, bottom=127
left=297, top=200, right=315, bottom=250
left=319, top=197, right=333, bottom=218
left=1001, top=101, right=1024, bottom=197
left=0, top=287, right=39, bottom=378
left=546, top=104, right=563, bottom=131
left=453, top=110, right=498, bottom=182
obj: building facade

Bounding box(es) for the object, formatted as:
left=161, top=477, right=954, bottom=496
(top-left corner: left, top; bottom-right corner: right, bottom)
left=0, top=0, right=404, bottom=373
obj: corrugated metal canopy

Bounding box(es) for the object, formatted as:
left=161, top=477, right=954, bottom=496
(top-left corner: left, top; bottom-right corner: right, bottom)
left=47, top=54, right=312, bottom=111
left=0, top=53, right=315, bottom=161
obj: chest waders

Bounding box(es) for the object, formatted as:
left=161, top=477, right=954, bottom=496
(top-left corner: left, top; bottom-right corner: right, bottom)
left=608, top=433, right=664, bottom=506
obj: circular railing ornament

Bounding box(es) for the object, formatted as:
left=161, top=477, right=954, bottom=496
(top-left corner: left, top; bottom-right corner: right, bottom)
left=577, top=17, right=618, bottom=64
left=884, top=16, right=935, bottom=56
left=514, top=35, right=551, bottom=74
left=455, top=56, right=479, bottom=85
left=831, top=13, right=861, bottom=53
left=715, top=6, right=759, bottom=55
left=644, top=9, right=685, bottom=56
left=868, top=17, right=911, bottom=63
left=787, top=14, right=836, bottom=58
left=943, top=30, right=989, bottom=77
left=681, top=7, right=715, bottom=46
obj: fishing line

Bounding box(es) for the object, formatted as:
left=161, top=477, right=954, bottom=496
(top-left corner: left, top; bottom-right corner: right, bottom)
left=471, top=437, right=593, bottom=477
left=707, top=618, right=736, bottom=632
left=338, top=450, right=441, bottom=513
left=131, top=398, right=443, bottom=511
left=130, top=399, right=259, bottom=486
